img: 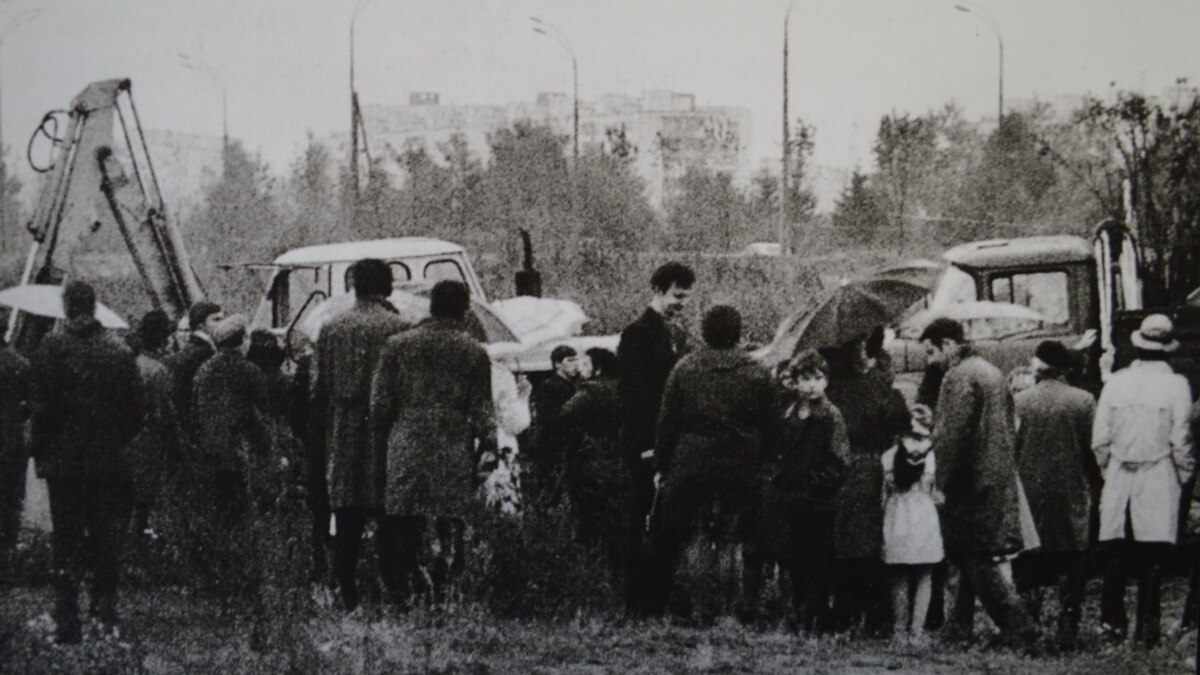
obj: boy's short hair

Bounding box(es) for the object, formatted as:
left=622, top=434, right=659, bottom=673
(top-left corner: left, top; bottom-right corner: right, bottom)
left=429, top=280, right=470, bottom=320
left=787, top=348, right=829, bottom=378
left=701, top=305, right=741, bottom=349
left=650, top=262, right=695, bottom=293
left=585, top=347, right=617, bottom=376
left=550, top=345, right=577, bottom=366
left=351, top=258, right=393, bottom=298
left=918, top=318, right=965, bottom=348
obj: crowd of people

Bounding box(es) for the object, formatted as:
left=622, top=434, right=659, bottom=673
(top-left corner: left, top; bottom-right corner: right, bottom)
left=1, top=259, right=1198, bottom=658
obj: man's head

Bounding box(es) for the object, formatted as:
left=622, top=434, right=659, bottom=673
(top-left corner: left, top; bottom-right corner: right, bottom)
left=649, top=261, right=695, bottom=319
left=429, top=280, right=470, bottom=321
left=586, top=347, right=617, bottom=379
left=61, top=281, right=96, bottom=322
left=211, top=314, right=248, bottom=349
left=783, top=348, right=829, bottom=400
left=1131, top=313, right=1178, bottom=361
left=351, top=258, right=393, bottom=299
left=1031, top=340, right=1074, bottom=380
left=188, top=301, right=224, bottom=337
left=919, top=318, right=966, bottom=368
left=550, top=344, right=579, bottom=380
left=138, top=309, right=172, bottom=353
left=701, top=305, right=741, bottom=350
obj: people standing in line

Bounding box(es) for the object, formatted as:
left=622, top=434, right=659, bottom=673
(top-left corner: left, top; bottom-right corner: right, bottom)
left=920, top=318, right=1037, bottom=649
left=825, top=333, right=910, bottom=634
left=312, top=259, right=410, bottom=611
left=369, top=280, right=496, bottom=608
left=763, top=349, right=848, bottom=633
left=560, top=348, right=625, bottom=581
left=617, top=261, right=695, bottom=617
left=0, top=322, right=30, bottom=566
left=1093, top=314, right=1193, bottom=649
left=648, top=306, right=776, bottom=622
left=125, top=310, right=181, bottom=544
left=164, top=301, right=223, bottom=425
left=881, top=404, right=943, bottom=645
left=29, top=281, right=144, bottom=643
left=527, top=344, right=580, bottom=502
left=1012, top=340, right=1098, bottom=651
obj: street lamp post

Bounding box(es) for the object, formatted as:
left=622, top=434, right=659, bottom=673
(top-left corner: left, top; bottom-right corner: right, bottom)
left=955, top=3, right=1003, bottom=125
left=780, top=0, right=800, bottom=255
left=349, top=0, right=378, bottom=204
left=530, top=17, right=578, bottom=162
left=0, top=8, right=39, bottom=252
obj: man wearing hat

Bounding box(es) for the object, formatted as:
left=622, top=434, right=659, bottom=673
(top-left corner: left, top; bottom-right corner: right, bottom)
left=165, top=300, right=224, bottom=425
left=1013, top=340, right=1098, bottom=651
left=1093, top=313, right=1194, bottom=649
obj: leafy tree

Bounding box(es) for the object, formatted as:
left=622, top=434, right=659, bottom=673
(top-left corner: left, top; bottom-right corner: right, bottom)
left=873, top=112, right=938, bottom=251
left=285, top=133, right=341, bottom=246
left=832, top=170, right=887, bottom=240
left=0, top=146, right=22, bottom=257
left=663, top=166, right=746, bottom=252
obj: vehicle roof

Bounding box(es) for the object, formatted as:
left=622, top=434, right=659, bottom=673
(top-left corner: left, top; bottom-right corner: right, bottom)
left=272, top=238, right=466, bottom=266
left=943, top=235, right=1092, bottom=269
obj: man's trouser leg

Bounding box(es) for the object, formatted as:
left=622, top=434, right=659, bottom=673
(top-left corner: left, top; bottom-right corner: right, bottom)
left=46, top=477, right=85, bottom=642
left=331, top=508, right=369, bottom=610
left=0, top=448, right=27, bottom=554
left=379, top=515, right=426, bottom=607
left=1057, top=551, right=1088, bottom=650
left=85, top=480, right=133, bottom=626
left=1099, top=538, right=1129, bottom=635
left=960, top=555, right=1037, bottom=644
left=623, top=461, right=656, bottom=617
left=1133, top=541, right=1169, bottom=649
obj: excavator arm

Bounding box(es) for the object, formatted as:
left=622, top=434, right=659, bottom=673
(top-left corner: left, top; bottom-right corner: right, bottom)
left=12, top=78, right=203, bottom=344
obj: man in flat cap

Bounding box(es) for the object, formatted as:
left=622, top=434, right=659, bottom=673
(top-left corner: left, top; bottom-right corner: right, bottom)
left=1013, top=340, right=1098, bottom=651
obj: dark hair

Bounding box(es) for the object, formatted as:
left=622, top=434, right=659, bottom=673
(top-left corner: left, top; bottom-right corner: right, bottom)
left=650, top=262, right=695, bottom=293
left=138, top=309, right=172, bottom=352
left=787, top=348, right=829, bottom=378
left=892, top=438, right=927, bottom=492
left=865, top=325, right=886, bottom=358
left=550, top=345, right=577, bottom=366
left=429, top=280, right=470, bottom=320
left=62, top=281, right=97, bottom=320
left=188, top=301, right=222, bottom=332
left=352, top=258, right=393, bottom=298
left=919, top=317, right=965, bottom=348
left=701, top=305, right=741, bottom=349
left=586, top=347, right=617, bottom=376
left=247, top=329, right=285, bottom=372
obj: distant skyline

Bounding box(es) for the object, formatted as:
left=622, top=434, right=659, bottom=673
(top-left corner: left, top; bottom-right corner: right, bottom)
left=4, top=0, right=1198, bottom=190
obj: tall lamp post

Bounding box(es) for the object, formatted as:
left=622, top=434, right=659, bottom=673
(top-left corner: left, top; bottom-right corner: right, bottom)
left=178, top=51, right=229, bottom=157
left=780, top=0, right=800, bottom=255
left=349, top=0, right=379, bottom=204
left=530, top=16, right=578, bottom=162
left=0, top=8, right=39, bottom=251
left=955, top=3, right=1003, bottom=125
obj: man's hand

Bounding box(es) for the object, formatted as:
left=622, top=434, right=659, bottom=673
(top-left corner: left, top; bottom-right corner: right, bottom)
left=640, top=449, right=654, bottom=461
left=1073, top=328, right=1099, bottom=352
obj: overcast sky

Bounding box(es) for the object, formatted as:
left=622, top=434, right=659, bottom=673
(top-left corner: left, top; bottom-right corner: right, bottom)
left=4, top=0, right=1198, bottom=180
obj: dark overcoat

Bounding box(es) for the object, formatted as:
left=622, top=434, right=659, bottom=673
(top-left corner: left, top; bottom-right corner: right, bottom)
left=617, top=308, right=685, bottom=465
left=933, top=352, right=1024, bottom=557
left=369, top=317, right=495, bottom=516
left=193, top=348, right=270, bottom=474
left=826, top=367, right=910, bottom=560
left=126, top=352, right=181, bottom=501
left=30, top=319, right=143, bottom=481
left=163, top=334, right=214, bottom=423
left=1014, top=378, right=1097, bottom=552
left=529, top=373, right=576, bottom=472
left=560, top=376, right=624, bottom=495
left=313, top=299, right=410, bottom=511
left=0, top=347, right=30, bottom=471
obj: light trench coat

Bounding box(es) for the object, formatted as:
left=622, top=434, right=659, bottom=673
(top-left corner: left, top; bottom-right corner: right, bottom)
left=1092, top=360, right=1194, bottom=543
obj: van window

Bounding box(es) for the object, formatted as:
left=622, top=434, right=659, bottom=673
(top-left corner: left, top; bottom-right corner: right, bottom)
left=424, top=260, right=466, bottom=285
left=990, top=271, right=1070, bottom=325
left=390, top=262, right=412, bottom=284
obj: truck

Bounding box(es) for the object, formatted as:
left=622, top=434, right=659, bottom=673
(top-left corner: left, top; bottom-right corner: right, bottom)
left=884, top=221, right=1200, bottom=394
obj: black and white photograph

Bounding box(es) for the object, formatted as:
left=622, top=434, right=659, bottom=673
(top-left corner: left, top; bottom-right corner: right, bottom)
left=1, top=0, right=1199, bottom=671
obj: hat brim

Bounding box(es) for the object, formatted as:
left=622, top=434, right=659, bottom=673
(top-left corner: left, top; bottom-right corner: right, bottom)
left=1131, top=331, right=1179, bottom=352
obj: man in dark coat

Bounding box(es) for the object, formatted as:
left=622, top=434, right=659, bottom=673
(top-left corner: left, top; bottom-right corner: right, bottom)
left=560, top=347, right=624, bottom=581
left=825, top=334, right=910, bottom=633
left=1013, top=340, right=1097, bottom=650
left=164, top=300, right=223, bottom=425
left=30, top=282, right=143, bottom=643
left=527, top=344, right=579, bottom=501
left=764, top=349, right=849, bottom=632
left=312, top=259, right=410, bottom=611
left=370, top=280, right=495, bottom=607
left=126, top=310, right=180, bottom=543
left=0, top=330, right=30, bottom=562
left=921, top=318, right=1036, bottom=648
left=649, top=306, right=776, bottom=620
left=617, top=260, right=694, bottom=616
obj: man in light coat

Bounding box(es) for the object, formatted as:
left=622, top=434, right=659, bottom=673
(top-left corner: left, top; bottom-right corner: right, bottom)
left=312, top=259, right=411, bottom=611
left=1014, top=340, right=1098, bottom=651
left=921, top=318, right=1036, bottom=648
left=1094, top=313, right=1194, bottom=649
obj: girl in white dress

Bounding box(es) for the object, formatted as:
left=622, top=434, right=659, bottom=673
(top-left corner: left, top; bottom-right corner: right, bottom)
left=880, top=404, right=944, bottom=642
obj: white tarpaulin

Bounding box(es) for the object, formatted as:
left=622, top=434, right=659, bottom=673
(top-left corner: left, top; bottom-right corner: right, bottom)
left=490, top=296, right=588, bottom=346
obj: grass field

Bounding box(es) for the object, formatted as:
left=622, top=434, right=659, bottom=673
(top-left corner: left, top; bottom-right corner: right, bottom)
left=2, top=579, right=1196, bottom=673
